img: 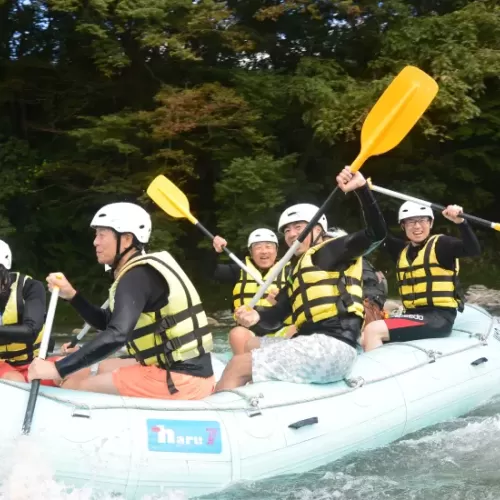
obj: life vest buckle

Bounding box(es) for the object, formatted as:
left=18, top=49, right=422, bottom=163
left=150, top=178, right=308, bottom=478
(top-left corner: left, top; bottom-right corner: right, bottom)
left=160, top=316, right=178, bottom=331
left=164, top=337, right=183, bottom=352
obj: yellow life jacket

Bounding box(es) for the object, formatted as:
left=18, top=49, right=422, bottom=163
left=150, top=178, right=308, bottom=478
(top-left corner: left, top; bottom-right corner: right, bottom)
left=109, top=251, right=213, bottom=371
left=0, top=273, right=44, bottom=366
left=396, top=234, right=463, bottom=311
left=232, top=257, right=293, bottom=334
left=232, top=257, right=290, bottom=310
left=287, top=239, right=364, bottom=329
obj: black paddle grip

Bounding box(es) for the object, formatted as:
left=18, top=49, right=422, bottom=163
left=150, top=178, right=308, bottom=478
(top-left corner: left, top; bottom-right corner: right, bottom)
left=68, top=335, right=79, bottom=348
left=21, top=380, right=41, bottom=435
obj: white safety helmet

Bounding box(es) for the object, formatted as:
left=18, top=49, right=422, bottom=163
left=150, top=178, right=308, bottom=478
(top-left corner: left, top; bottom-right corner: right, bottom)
left=0, top=240, right=12, bottom=270
left=398, top=201, right=434, bottom=223
left=90, top=202, right=152, bottom=244
left=326, top=226, right=348, bottom=239
left=278, top=203, right=328, bottom=233
left=247, top=228, right=279, bottom=248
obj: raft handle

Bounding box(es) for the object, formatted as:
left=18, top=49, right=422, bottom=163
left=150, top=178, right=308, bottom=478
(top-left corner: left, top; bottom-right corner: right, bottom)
left=471, top=357, right=488, bottom=366
left=288, top=417, right=318, bottom=429
left=72, top=408, right=91, bottom=419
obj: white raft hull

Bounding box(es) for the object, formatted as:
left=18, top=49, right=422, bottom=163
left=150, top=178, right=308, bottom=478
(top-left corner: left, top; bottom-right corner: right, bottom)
left=0, top=304, right=499, bottom=499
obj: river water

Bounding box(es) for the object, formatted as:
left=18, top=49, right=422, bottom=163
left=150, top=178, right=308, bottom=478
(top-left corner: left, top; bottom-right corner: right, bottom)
left=1, top=307, right=499, bottom=500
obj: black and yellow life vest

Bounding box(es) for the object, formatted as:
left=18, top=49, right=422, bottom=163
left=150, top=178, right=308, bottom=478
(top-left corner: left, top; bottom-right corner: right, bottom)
left=287, top=239, right=365, bottom=329
left=396, top=234, right=463, bottom=311
left=232, top=257, right=290, bottom=310
left=0, top=273, right=44, bottom=366
left=232, top=257, right=293, bottom=334
left=109, top=251, right=213, bottom=372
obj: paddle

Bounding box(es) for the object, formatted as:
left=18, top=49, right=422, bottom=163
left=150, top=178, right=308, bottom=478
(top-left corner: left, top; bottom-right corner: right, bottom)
left=146, top=175, right=266, bottom=286
left=21, top=284, right=60, bottom=435
left=367, top=179, right=500, bottom=232
left=248, top=65, right=439, bottom=308
left=67, top=299, right=110, bottom=349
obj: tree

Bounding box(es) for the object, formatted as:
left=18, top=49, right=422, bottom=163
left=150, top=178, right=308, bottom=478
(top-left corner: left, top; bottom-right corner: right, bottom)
left=1, top=0, right=499, bottom=320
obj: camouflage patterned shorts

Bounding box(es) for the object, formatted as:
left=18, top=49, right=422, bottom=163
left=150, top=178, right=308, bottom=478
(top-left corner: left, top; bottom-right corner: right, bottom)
left=252, top=333, right=357, bottom=384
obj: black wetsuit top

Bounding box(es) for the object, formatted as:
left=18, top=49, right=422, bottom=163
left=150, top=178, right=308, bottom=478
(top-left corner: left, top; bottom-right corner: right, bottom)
left=55, top=265, right=213, bottom=379
left=0, top=275, right=46, bottom=346
left=257, top=184, right=388, bottom=348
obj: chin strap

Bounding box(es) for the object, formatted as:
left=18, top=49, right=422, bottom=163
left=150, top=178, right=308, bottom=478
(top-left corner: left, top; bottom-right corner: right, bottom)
left=110, top=232, right=145, bottom=272
left=311, top=228, right=325, bottom=247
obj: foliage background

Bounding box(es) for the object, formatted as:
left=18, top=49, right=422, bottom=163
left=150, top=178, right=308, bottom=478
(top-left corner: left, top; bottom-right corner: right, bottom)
left=1, top=0, right=499, bottom=323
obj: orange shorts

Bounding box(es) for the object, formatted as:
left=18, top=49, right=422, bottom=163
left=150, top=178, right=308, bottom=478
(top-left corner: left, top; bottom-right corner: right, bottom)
left=112, top=363, right=215, bottom=400
left=0, top=357, right=62, bottom=387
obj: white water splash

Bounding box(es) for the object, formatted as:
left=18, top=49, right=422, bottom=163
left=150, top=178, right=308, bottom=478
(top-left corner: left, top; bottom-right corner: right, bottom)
left=0, top=436, right=188, bottom=500
left=398, top=414, right=500, bottom=448
left=0, top=437, right=90, bottom=500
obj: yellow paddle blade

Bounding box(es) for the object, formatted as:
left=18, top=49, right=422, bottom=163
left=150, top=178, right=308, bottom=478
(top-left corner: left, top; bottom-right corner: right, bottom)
left=351, top=66, right=438, bottom=172
left=146, top=175, right=198, bottom=225
left=494, top=223, right=500, bottom=232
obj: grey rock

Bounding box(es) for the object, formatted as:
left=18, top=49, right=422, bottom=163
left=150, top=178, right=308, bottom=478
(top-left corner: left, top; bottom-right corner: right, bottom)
left=465, top=284, right=500, bottom=308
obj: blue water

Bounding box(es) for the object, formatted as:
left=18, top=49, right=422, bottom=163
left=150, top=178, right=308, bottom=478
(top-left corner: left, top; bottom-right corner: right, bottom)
left=202, top=307, right=500, bottom=500
left=202, top=400, right=500, bottom=500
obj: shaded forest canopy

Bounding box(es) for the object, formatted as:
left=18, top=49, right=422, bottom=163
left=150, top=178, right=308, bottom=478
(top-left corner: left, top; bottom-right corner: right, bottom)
left=1, top=0, right=499, bottom=319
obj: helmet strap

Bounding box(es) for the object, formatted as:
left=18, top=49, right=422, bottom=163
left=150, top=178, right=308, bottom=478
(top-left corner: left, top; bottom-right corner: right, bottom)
left=111, top=232, right=144, bottom=271
left=311, top=226, right=324, bottom=247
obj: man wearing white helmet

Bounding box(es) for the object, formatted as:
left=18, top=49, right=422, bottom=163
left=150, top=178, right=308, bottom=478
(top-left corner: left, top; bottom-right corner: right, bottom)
left=212, top=228, right=295, bottom=354
left=362, top=200, right=481, bottom=351
left=0, top=240, right=57, bottom=383
left=214, top=167, right=387, bottom=391
left=28, top=202, right=215, bottom=400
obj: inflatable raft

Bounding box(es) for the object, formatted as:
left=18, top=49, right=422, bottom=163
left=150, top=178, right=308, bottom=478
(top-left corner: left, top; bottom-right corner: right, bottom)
left=0, top=304, right=499, bottom=499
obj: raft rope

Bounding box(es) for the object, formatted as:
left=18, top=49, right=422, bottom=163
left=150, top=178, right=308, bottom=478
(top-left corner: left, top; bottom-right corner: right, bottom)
left=1, top=316, right=498, bottom=414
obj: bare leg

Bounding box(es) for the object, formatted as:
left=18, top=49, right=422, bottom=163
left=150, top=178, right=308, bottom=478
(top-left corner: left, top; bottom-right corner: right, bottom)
left=1, top=371, right=25, bottom=382
left=214, top=353, right=253, bottom=392
left=362, top=320, right=390, bottom=351
left=229, top=326, right=255, bottom=355
left=60, top=367, right=93, bottom=389
left=244, top=336, right=262, bottom=352
left=98, top=357, right=138, bottom=372
left=75, top=371, right=120, bottom=395
left=61, top=358, right=137, bottom=390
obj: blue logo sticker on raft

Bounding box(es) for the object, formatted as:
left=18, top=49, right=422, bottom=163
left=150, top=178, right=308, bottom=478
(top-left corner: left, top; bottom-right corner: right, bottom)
left=147, top=419, right=222, bottom=454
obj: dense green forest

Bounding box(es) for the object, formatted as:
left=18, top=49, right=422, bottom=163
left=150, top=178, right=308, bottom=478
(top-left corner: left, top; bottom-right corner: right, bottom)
left=1, top=0, right=499, bottom=321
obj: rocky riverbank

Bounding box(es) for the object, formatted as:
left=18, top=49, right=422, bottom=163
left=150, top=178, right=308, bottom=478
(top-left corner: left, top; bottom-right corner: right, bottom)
left=464, top=284, right=500, bottom=310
